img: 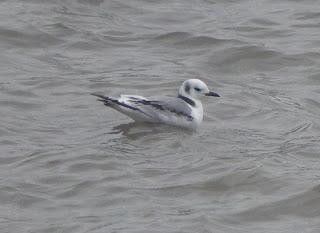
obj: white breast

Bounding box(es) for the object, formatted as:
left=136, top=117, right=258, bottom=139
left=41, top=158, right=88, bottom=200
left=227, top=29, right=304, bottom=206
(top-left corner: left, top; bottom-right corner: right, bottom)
left=190, top=101, right=203, bottom=128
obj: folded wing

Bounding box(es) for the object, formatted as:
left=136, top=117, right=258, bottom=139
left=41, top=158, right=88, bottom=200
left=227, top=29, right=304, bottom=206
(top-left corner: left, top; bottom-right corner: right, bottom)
left=91, top=93, right=193, bottom=122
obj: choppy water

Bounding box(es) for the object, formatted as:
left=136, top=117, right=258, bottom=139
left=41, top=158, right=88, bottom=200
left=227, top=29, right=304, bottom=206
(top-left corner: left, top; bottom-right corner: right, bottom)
left=1, top=0, right=320, bottom=232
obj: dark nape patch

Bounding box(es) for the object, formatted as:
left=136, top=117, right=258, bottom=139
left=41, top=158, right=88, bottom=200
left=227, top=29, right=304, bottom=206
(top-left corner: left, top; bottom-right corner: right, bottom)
left=185, top=83, right=190, bottom=93
left=178, top=94, right=195, bottom=107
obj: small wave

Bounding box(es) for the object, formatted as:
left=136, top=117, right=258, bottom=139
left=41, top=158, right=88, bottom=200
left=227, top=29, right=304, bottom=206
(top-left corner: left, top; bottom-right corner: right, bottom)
left=208, top=46, right=314, bottom=74
left=306, top=73, right=320, bottom=85
left=77, top=0, right=104, bottom=6
left=224, top=26, right=266, bottom=33
left=292, top=23, right=320, bottom=28
left=0, top=26, right=63, bottom=48
left=151, top=32, right=236, bottom=49
left=0, top=100, right=42, bottom=110
left=152, top=32, right=193, bottom=42
left=283, top=122, right=312, bottom=137
left=44, top=23, right=77, bottom=37
left=294, top=11, right=320, bottom=20
left=249, top=18, right=280, bottom=26
left=55, top=180, right=95, bottom=199
left=227, top=184, right=320, bottom=222
left=175, top=36, right=234, bottom=48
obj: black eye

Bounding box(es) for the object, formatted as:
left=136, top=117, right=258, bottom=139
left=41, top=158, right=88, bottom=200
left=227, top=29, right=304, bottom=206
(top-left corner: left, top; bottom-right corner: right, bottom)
left=194, top=87, right=201, bottom=92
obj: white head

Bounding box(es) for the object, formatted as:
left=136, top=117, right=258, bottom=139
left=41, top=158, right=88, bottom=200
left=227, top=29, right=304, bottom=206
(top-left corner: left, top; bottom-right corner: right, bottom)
left=178, top=79, right=220, bottom=100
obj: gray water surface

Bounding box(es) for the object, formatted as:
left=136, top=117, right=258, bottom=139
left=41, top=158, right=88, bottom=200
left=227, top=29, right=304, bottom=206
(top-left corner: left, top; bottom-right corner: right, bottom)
left=1, top=0, right=320, bottom=232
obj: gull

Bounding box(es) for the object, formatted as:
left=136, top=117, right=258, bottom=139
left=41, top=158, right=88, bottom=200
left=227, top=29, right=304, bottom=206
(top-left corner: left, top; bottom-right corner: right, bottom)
left=91, top=79, right=220, bottom=130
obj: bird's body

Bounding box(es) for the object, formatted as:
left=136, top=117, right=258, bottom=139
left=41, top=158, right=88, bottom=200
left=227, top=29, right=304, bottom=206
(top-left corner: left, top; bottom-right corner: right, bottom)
left=91, top=79, right=220, bottom=130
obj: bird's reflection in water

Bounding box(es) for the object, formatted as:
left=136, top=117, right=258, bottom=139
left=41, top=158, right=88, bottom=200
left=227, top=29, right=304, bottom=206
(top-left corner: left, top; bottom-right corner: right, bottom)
left=108, top=122, right=192, bottom=140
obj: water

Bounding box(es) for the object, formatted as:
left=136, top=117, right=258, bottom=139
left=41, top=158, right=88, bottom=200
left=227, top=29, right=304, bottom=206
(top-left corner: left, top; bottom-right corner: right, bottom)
left=1, top=0, right=320, bottom=232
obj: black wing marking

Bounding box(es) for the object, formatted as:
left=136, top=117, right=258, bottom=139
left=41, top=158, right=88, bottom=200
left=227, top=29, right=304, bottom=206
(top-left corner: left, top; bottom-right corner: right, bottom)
left=91, top=93, right=146, bottom=114
left=130, top=98, right=193, bottom=121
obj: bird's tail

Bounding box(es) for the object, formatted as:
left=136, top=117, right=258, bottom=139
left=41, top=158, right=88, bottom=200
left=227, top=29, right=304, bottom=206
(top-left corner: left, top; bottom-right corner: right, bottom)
left=90, top=93, right=112, bottom=106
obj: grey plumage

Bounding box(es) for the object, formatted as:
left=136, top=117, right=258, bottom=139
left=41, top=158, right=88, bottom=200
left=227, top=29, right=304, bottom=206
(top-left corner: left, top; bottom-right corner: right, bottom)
left=131, top=96, right=193, bottom=121
left=91, top=93, right=193, bottom=122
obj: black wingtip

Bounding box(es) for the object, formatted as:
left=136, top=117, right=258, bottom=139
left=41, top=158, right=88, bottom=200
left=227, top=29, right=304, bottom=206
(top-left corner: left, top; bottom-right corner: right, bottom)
left=90, top=93, right=105, bottom=99
left=90, top=93, right=111, bottom=106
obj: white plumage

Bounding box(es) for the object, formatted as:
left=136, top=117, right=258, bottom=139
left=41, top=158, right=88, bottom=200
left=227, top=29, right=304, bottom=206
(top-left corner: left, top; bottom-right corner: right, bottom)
left=91, top=79, right=220, bottom=130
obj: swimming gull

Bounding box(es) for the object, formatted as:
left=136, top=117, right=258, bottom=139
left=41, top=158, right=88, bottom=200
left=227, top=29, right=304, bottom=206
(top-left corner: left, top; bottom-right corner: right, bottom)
left=91, top=79, right=220, bottom=130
